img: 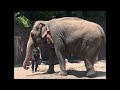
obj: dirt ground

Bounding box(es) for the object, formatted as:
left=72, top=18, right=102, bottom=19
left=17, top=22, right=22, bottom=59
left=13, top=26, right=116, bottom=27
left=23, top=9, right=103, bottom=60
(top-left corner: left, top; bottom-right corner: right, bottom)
left=14, top=60, right=106, bottom=79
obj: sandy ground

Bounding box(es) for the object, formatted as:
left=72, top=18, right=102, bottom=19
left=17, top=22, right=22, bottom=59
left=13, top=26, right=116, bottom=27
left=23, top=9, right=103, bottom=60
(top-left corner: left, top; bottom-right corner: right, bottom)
left=14, top=60, right=106, bottom=79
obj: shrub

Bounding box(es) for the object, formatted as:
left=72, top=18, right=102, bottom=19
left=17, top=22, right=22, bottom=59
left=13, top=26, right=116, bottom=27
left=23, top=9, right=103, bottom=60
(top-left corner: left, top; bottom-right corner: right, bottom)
left=16, top=15, right=30, bottom=27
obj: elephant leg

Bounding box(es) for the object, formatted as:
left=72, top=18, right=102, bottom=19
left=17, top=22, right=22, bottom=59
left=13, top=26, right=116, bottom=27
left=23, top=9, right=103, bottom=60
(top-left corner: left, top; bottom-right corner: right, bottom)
left=46, top=48, right=55, bottom=74
left=84, top=58, right=96, bottom=78
left=91, top=56, right=98, bottom=66
left=89, top=41, right=102, bottom=70
left=91, top=42, right=102, bottom=66
left=85, top=55, right=99, bottom=77
left=54, top=47, right=67, bottom=76
left=54, top=56, right=59, bottom=65
left=83, top=38, right=102, bottom=77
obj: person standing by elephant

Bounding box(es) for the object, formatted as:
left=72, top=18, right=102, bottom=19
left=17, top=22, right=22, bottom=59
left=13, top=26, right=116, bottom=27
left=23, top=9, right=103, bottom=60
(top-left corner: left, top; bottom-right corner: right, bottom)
left=31, top=47, right=41, bottom=73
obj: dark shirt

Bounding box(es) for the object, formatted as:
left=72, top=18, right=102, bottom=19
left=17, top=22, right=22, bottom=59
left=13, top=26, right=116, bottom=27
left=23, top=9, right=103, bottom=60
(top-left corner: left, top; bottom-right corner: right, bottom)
left=31, top=48, right=40, bottom=61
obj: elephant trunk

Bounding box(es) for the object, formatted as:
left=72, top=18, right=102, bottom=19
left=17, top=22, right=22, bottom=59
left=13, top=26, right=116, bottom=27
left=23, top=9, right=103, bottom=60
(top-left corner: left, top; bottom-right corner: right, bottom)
left=23, top=33, right=34, bottom=70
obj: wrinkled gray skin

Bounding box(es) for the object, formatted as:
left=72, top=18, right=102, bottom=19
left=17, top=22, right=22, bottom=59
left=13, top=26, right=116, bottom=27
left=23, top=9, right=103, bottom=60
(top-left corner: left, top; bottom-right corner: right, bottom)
left=23, top=17, right=106, bottom=77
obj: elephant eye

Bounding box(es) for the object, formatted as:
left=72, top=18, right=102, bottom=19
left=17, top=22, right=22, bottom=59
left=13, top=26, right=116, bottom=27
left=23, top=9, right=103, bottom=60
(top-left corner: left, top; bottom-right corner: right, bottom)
left=37, top=25, right=43, bottom=31
left=36, top=26, right=40, bottom=30
left=37, top=27, right=40, bottom=31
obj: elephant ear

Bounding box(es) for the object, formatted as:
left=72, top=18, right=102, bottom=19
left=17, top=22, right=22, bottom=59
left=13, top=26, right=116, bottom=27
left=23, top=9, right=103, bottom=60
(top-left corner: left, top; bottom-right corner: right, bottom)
left=41, top=24, right=50, bottom=38
left=40, top=23, right=53, bottom=44
left=46, top=34, right=54, bottom=44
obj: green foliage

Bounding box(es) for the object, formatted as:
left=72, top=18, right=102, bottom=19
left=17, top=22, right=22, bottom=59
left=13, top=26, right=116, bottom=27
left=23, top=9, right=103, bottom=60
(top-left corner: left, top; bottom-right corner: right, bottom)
left=17, top=11, right=84, bottom=22
left=14, top=11, right=106, bottom=28
left=15, top=15, right=31, bottom=27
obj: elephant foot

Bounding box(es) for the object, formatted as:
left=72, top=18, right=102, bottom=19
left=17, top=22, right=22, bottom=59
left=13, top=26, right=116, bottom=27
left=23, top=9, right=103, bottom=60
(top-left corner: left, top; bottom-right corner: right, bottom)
left=57, top=70, right=67, bottom=76
left=46, top=69, right=55, bottom=74
left=86, top=69, right=97, bottom=78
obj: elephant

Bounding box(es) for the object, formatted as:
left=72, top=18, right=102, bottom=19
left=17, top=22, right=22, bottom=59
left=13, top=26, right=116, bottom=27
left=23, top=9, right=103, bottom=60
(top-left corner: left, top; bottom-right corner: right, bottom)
left=23, top=17, right=106, bottom=77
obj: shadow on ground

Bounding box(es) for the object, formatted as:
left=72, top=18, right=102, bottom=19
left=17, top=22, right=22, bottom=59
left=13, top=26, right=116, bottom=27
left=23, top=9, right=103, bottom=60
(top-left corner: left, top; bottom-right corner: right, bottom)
left=67, top=70, right=106, bottom=78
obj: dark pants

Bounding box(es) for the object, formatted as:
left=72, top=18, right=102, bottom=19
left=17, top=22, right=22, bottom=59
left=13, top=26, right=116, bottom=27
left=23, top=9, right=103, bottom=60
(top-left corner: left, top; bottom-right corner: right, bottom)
left=31, top=59, right=39, bottom=72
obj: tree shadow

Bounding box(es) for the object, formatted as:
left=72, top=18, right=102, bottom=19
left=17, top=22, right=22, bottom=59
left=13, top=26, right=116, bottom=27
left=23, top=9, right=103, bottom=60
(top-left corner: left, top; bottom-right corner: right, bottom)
left=67, top=70, right=106, bottom=78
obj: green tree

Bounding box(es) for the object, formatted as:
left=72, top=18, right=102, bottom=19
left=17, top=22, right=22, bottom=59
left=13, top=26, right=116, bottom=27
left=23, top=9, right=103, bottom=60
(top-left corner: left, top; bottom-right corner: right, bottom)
left=14, top=11, right=106, bottom=27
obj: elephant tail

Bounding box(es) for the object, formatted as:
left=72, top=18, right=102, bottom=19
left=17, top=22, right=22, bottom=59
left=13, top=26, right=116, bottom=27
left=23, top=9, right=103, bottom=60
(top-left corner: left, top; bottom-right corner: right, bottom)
left=97, top=25, right=106, bottom=46
left=99, top=26, right=106, bottom=46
